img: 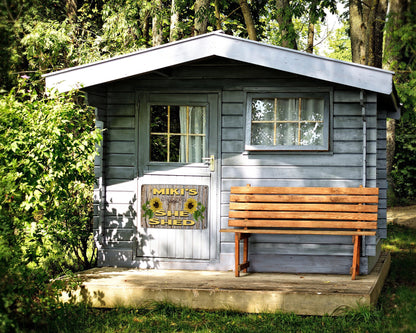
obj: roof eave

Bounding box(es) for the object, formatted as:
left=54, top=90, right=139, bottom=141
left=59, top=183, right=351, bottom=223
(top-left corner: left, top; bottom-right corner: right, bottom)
left=44, top=31, right=395, bottom=95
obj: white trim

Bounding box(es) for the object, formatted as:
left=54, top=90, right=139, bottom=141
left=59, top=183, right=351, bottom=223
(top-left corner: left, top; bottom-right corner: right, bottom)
left=44, top=31, right=394, bottom=95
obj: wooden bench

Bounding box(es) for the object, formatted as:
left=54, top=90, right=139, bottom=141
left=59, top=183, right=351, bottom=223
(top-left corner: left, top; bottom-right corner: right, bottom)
left=220, top=185, right=379, bottom=280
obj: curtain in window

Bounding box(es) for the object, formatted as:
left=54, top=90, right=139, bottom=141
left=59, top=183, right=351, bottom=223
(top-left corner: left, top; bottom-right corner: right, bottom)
left=276, top=98, right=298, bottom=145
left=300, top=99, right=324, bottom=145
left=179, top=106, right=206, bottom=163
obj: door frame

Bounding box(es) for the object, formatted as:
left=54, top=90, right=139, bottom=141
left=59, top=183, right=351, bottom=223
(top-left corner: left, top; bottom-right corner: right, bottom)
left=135, top=91, right=222, bottom=264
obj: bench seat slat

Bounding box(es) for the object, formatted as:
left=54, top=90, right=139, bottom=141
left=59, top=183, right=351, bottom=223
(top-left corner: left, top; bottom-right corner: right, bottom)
left=229, top=211, right=378, bottom=221
left=230, top=194, right=379, bottom=204
left=228, top=219, right=378, bottom=229
left=220, top=229, right=376, bottom=236
left=229, top=202, right=378, bottom=212
left=231, top=186, right=379, bottom=196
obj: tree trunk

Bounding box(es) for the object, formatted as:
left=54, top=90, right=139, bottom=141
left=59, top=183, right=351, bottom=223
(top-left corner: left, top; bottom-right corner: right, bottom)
left=152, top=0, right=164, bottom=46
left=238, top=0, right=258, bottom=41
left=142, top=14, right=151, bottom=47
left=306, top=22, right=314, bottom=53
left=275, top=0, right=297, bottom=49
left=194, top=0, right=210, bottom=36
left=349, top=0, right=388, bottom=67
left=170, top=0, right=180, bottom=41
left=349, top=0, right=366, bottom=64
left=66, top=0, right=77, bottom=22
left=214, top=0, right=222, bottom=30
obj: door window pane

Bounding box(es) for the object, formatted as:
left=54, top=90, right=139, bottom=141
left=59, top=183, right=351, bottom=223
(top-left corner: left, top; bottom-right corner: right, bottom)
left=150, top=105, right=207, bottom=163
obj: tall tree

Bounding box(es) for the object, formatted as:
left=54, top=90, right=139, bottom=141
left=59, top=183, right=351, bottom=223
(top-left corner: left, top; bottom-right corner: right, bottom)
left=194, top=0, right=210, bottom=35
left=237, top=0, right=258, bottom=41
left=152, top=0, right=164, bottom=46
left=170, top=0, right=180, bottom=41
left=275, top=0, right=298, bottom=49
left=349, top=0, right=388, bottom=67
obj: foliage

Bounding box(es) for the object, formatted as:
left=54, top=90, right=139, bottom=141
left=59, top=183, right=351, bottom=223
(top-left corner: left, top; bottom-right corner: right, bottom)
left=261, top=0, right=337, bottom=51
left=0, top=79, right=101, bottom=330
left=385, top=6, right=416, bottom=202
left=323, top=21, right=352, bottom=62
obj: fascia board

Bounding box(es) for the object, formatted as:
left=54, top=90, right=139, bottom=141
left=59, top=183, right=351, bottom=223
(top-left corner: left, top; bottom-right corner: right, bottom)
left=44, top=35, right=217, bottom=92
left=210, top=34, right=394, bottom=95
left=44, top=31, right=394, bottom=95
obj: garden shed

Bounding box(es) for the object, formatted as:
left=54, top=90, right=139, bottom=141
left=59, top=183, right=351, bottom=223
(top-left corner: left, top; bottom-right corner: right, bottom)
left=44, top=31, right=400, bottom=276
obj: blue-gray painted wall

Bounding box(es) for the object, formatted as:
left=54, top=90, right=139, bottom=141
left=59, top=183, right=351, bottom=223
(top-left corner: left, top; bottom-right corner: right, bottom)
left=90, top=58, right=387, bottom=274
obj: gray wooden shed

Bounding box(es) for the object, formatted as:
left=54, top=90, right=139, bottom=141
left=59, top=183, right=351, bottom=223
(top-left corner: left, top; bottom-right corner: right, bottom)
left=44, top=31, right=400, bottom=275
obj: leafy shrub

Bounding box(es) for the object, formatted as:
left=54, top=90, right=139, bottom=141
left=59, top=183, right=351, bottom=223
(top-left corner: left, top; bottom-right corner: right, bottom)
left=0, top=79, right=101, bottom=330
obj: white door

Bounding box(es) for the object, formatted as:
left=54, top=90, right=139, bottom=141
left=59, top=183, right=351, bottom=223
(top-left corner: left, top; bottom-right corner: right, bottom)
left=136, top=93, right=219, bottom=262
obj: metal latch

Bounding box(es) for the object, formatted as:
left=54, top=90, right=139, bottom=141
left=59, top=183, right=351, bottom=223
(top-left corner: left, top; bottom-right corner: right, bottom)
left=202, top=155, right=215, bottom=172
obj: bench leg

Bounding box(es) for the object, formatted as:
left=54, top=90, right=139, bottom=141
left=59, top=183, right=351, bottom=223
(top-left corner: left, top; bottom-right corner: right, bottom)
left=351, top=235, right=361, bottom=280
left=234, top=233, right=250, bottom=277
left=243, top=234, right=249, bottom=273
left=235, top=233, right=240, bottom=277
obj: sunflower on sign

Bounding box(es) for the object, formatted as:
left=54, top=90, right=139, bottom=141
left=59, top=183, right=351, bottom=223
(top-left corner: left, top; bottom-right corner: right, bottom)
left=149, top=197, right=163, bottom=212
left=184, top=198, right=205, bottom=223
left=184, top=198, right=198, bottom=214
left=142, top=197, right=163, bottom=219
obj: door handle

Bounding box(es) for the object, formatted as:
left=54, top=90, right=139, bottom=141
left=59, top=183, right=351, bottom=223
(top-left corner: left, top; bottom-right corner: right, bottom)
left=202, top=155, right=215, bottom=172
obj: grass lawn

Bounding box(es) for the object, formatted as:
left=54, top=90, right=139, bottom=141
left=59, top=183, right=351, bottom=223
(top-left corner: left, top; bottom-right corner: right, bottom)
left=29, top=223, right=416, bottom=333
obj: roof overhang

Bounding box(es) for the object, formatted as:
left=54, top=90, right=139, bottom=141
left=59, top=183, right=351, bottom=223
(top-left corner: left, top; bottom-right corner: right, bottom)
left=44, top=31, right=395, bottom=97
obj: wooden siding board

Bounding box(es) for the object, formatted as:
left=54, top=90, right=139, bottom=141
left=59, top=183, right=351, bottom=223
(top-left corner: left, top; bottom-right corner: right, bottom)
left=222, top=179, right=363, bottom=189
left=222, top=153, right=376, bottom=167
left=222, top=166, right=376, bottom=180
left=107, top=129, right=135, bottom=141
left=222, top=103, right=244, bottom=115
left=106, top=154, right=135, bottom=167
left=334, top=116, right=376, bottom=129
left=107, top=116, right=135, bottom=128
left=247, top=254, right=370, bottom=274
left=106, top=104, right=135, bottom=116
left=222, top=115, right=244, bottom=128
left=334, top=103, right=377, bottom=116
left=334, top=141, right=376, bottom=154
left=222, top=141, right=244, bottom=153
left=107, top=141, right=136, bottom=154
left=334, top=129, right=377, bottom=141
left=106, top=166, right=135, bottom=179
left=334, top=90, right=377, bottom=103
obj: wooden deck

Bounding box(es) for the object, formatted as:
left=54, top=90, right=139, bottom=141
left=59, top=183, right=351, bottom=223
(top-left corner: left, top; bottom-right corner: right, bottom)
left=64, top=252, right=391, bottom=316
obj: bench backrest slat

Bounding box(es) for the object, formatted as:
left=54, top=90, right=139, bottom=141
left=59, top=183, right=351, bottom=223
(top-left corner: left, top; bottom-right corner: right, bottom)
left=230, top=186, right=379, bottom=195
left=228, top=186, right=378, bottom=231
left=230, top=194, right=379, bottom=204
left=228, top=220, right=378, bottom=229
left=229, top=202, right=378, bottom=213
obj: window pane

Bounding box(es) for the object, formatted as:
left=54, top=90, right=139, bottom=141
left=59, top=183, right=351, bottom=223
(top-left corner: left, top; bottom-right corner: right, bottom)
left=170, top=135, right=180, bottom=162
left=276, top=123, right=298, bottom=145
left=150, top=135, right=167, bottom=161
left=301, top=99, right=324, bottom=121
left=188, top=136, right=206, bottom=163
left=277, top=99, right=298, bottom=121
left=252, top=99, right=274, bottom=121
left=300, top=123, right=324, bottom=145
left=151, top=106, right=168, bottom=132
left=170, top=106, right=181, bottom=133
left=251, top=123, right=274, bottom=145
left=189, top=106, right=206, bottom=134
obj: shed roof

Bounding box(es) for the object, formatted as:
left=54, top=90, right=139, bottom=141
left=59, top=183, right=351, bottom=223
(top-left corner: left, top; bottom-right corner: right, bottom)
left=44, top=31, right=395, bottom=96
